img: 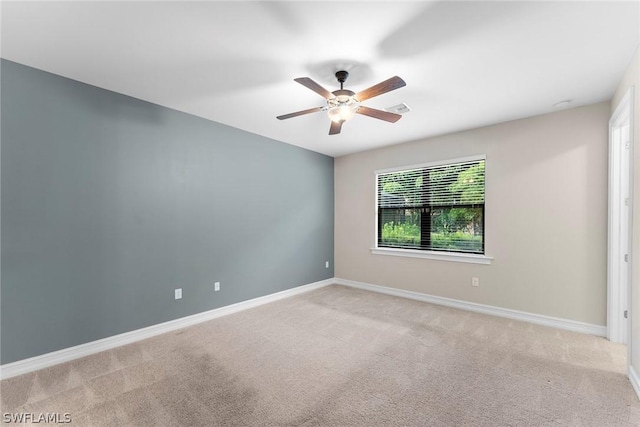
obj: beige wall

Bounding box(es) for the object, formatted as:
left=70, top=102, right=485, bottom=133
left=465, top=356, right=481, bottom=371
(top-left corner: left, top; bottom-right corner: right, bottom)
left=612, top=46, right=640, bottom=375
left=335, top=102, right=610, bottom=326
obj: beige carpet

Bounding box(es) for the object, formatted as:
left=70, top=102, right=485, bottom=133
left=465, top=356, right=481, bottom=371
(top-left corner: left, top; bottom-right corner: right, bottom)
left=2, top=284, right=639, bottom=426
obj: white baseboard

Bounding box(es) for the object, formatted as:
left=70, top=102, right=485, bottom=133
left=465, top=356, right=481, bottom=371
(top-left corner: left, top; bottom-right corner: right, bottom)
left=0, top=276, right=610, bottom=380
left=0, top=278, right=334, bottom=380
left=630, top=366, right=640, bottom=401
left=334, top=278, right=607, bottom=337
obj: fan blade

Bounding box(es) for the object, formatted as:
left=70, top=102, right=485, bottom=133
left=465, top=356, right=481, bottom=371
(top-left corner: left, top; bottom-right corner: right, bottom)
left=356, top=106, right=402, bottom=123
left=294, top=77, right=335, bottom=99
left=277, top=107, right=324, bottom=120
left=355, top=76, right=406, bottom=102
left=329, top=120, right=343, bottom=135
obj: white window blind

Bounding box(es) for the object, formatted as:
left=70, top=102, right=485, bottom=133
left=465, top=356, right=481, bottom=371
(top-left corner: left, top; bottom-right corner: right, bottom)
left=377, top=158, right=485, bottom=254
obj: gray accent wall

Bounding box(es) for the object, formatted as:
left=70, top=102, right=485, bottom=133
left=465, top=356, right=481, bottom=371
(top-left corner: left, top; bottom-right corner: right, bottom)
left=1, top=59, right=334, bottom=364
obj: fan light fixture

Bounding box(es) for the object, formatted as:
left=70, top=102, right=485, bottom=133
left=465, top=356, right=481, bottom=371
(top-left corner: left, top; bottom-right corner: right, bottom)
left=327, top=97, right=359, bottom=123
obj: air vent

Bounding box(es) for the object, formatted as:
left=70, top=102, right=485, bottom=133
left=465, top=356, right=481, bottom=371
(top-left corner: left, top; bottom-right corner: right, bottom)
left=385, top=102, right=411, bottom=114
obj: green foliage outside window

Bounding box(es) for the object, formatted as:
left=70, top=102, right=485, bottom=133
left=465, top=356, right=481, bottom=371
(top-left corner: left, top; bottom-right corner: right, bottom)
left=381, top=222, right=420, bottom=246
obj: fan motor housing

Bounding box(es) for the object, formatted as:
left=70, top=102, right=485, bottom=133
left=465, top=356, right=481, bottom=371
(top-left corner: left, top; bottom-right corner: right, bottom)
left=328, top=90, right=358, bottom=108
left=332, top=89, right=355, bottom=97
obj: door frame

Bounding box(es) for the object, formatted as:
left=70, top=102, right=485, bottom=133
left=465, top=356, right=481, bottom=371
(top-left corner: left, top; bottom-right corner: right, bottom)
left=608, top=86, right=634, bottom=349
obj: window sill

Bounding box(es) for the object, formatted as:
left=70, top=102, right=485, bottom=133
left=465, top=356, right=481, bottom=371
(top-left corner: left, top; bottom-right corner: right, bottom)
left=370, top=247, right=493, bottom=265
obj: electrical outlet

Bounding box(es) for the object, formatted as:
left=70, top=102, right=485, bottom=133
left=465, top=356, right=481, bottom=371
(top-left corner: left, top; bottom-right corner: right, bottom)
left=214, top=281, right=220, bottom=291
left=471, top=277, right=479, bottom=287
left=175, top=288, right=182, bottom=299
left=325, top=261, right=330, bottom=268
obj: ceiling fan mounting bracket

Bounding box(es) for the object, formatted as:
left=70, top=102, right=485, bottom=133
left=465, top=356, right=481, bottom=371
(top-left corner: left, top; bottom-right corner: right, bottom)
left=335, top=70, right=349, bottom=83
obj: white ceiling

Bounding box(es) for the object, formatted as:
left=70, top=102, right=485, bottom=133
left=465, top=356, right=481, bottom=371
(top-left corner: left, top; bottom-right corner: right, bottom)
left=2, top=1, right=639, bottom=157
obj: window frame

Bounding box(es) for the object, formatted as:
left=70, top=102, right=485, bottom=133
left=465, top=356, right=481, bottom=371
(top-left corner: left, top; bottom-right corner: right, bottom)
left=372, top=154, right=493, bottom=265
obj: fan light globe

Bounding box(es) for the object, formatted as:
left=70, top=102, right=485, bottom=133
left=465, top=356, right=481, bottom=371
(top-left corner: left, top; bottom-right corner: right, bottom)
left=328, top=105, right=357, bottom=123
left=327, top=93, right=359, bottom=123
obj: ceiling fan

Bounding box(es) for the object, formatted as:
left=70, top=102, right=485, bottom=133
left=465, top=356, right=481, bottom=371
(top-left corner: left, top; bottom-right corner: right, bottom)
left=276, top=71, right=406, bottom=135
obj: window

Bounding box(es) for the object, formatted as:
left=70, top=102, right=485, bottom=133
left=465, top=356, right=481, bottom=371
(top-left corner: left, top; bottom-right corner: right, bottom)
left=376, top=156, right=485, bottom=255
